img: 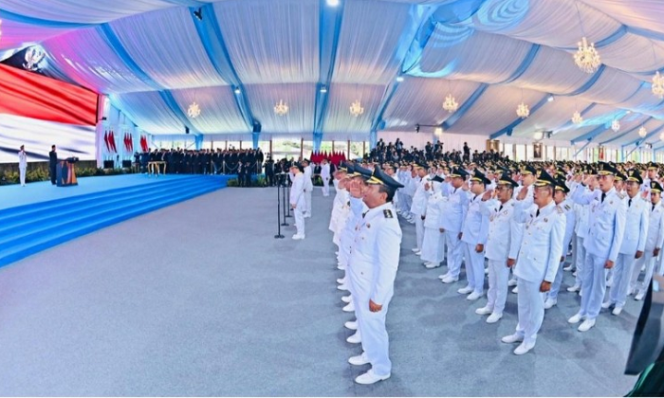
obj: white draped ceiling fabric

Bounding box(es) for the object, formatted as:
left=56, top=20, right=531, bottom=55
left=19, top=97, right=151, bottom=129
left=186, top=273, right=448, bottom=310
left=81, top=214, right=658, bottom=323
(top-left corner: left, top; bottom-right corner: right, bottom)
left=1, top=0, right=664, bottom=151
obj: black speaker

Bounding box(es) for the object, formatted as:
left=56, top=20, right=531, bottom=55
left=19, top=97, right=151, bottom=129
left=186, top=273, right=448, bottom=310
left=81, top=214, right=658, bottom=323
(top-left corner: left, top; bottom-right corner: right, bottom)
left=185, top=126, right=190, bottom=135
left=252, top=121, right=262, bottom=133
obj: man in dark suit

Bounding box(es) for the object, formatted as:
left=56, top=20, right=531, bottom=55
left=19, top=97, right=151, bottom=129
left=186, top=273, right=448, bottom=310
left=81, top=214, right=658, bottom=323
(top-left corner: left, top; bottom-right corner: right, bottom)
left=49, top=145, right=58, bottom=185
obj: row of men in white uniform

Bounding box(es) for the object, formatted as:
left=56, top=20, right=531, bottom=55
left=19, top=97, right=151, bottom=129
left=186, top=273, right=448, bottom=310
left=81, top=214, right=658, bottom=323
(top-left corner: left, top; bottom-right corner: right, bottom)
left=330, top=161, right=662, bottom=363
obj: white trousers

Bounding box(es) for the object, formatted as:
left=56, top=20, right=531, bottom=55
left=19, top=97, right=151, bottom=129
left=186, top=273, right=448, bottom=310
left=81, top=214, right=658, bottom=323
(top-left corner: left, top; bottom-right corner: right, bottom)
left=420, top=227, right=444, bottom=264
left=515, top=278, right=546, bottom=344
left=305, top=190, right=312, bottom=217
left=415, top=216, right=424, bottom=250
left=349, top=277, right=392, bottom=377
left=445, top=231, right=464, bottom=278
left=294, top=205, right=305, bottom=236
left=609, top=252, right=636, bottom=308
left=580, top=253, right=607, bottom=320
left=548, top=259, right=566, bottom=300
left=322, top=178, right=330, bottom=196
left=574, top=236, right=586, bottom=288
left=464, top=242, right=485, bottom=294
left=19, top=166, right=26, bottom=185
left=487, top=259, right=509, bottom=315
left=631, top=249, right=656, bottom=297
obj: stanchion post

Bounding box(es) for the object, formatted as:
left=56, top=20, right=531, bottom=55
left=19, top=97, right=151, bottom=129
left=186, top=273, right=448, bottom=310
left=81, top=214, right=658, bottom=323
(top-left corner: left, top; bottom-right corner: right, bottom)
left=275, top=176, right=284, bottom=239
left=286, top=183, right=292, bottom=218
left=281, top=173, right=289, bottom=226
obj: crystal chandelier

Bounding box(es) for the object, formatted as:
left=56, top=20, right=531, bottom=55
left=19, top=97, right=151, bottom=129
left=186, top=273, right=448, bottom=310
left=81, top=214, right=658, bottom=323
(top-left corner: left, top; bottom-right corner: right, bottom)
left=653, top=71, right=664, bottom=99
left=442, top=94, right=459, bottom=113
left=572, top=110, right=583, bottom=124
left=187, top=102, right=201, bottom=118
left=349, top=100, right=364, bottom=117
left=574, top=37, right=601, bottom=74
left=516, top=102, right=530, bottom=119
left=611, top=120, right=620, bottom=132
left=274, top=99, right=289, bottom=116
left=639, top=126, right=647, bottom=138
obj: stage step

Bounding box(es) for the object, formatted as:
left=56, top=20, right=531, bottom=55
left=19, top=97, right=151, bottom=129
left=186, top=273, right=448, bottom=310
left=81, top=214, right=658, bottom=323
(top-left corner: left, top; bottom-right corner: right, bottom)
left=0, top=176, right=225, bottom=268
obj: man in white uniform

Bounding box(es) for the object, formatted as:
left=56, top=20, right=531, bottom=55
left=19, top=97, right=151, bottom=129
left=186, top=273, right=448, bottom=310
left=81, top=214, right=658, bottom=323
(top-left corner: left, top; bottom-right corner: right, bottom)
left=347, top=166, right=403, bottom=385
left=18, top=145, right=28, bottom=187
left=476, top=173, right=520, bottom=323
left=289, top=163, right=306, bottom=240
left=321, top=158, right=331, bottom=197
left=502, top=170, right=565, bottom=355
left=302, top=159, right=314, bottom=218
left=631, top=181, right=664, bottom=301
left=439, top=168, right=469, bottom=284
left=410, top=163, right=431, bottom=255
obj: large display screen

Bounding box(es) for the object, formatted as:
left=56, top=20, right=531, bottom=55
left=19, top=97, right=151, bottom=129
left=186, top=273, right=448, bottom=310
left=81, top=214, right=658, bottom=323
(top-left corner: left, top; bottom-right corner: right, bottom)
left=0, top=64, right=98, bottom=163
left=0, top=114, right=95, bottom=163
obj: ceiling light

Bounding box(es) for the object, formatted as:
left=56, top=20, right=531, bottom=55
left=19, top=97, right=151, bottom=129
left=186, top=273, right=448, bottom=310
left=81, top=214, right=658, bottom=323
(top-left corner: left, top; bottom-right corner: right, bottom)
left=396, top=76, right=404, bottom=83
left=574, top=37, right=601, bottom=73
left=516, top=102, right=530, bottom=119
left=327, top=0, right=340, bottom=6
left=274, top=99, right=289, bottom=116
left=349, top=100, right=364, bottom=117
left=639, top=126, right=647, bottom=138
left=572, top=111, right=583, bottom=124
left=653, top=71, right=664, bottom=99
left=434, top=127, right=443, bottom=137
left=320, top=86, right=327, bottom=93
left=442, top=94, right=459, bottom=113
left=234, top=87, right=241, bottom=95
left=533, top=131, right=543, bottom=140
left=188, top=102, right=201, bottom=118
left=547, top=95, right=554, bottom=102
left=611, top=120, right=620, bottom=132
left=660, top=132, right=664, bottom=141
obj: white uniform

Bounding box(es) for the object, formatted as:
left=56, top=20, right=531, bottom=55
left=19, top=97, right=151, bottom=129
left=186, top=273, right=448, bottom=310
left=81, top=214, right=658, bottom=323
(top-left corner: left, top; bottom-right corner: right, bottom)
left=548, top=200, right=577, bottom=302
left=607, top=194, right=648, bottom=309
left=18, top=150, right=27, bottom=186
left=461, top=194, right=490, bottom=295
left=571, top=186, right=626, bottom=321
left=290, top=173, right=306, bottom=238
left=347, top=202, right=402, bottom=378
left=303, top=165, right=314, bottom=217
left=410, top=176, right=430, bottom=251
left=511, top=200, right=565, bottom=345
left=420, top=188, right=445, bottom=266
left=321, top=163, right=331, bottom=197
left=631, top=201, right=664, bottom=297
left=440, top=184, right=469, bottom=280
left=482, top=198, right=520, bottom=316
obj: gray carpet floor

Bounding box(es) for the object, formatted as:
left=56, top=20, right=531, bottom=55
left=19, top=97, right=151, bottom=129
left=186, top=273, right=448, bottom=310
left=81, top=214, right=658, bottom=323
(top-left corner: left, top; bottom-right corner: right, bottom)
left=0, top=187, right=639, bottom=396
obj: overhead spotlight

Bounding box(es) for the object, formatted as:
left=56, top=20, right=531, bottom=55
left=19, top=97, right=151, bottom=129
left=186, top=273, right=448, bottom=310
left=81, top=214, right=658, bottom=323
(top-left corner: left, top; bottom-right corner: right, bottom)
left=327, top=0, right=340, bottom=6
left=320, top=86, right=327, bottom=93
left=626, top=110, right=632, bottom=114
left=396, top=76, right=404, bottom=83
left=547, top=95, right=554, bottom=102
left=415, top=124, right=420, bottom=133
left=193, top=8, right=203, bottom=21
left=234, top=87, right=241, bottom=95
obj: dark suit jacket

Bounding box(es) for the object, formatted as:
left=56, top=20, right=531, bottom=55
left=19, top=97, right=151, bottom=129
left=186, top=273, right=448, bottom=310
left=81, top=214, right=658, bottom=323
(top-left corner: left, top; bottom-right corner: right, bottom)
left=49, top=151, right=57, bottom=167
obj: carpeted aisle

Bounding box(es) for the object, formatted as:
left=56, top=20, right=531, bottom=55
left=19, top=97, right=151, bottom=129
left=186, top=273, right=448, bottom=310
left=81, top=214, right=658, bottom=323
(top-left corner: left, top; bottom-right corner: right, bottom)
left=0, top=187, right=638, bottom=396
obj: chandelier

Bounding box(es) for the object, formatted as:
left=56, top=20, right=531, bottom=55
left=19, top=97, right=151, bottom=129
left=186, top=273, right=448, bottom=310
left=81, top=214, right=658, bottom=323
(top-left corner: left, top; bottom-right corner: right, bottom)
left=516, top=102, right=530, bottom=119
left=349, top=100, right=364, bottom=117
left=187, top=102, right=201, bottom=118
left=574, top=37, right=601, bottom=73
left=653, top=71, right=664, bottom=99
left=639, top=126, right=647, bottom=138
left=572, top=110, right=583, bottom=124
left=274, top=99, right=289, bottom=116
left=442, top=94, right=459, bottom=113
left=611, top=120, right=620, bottom=132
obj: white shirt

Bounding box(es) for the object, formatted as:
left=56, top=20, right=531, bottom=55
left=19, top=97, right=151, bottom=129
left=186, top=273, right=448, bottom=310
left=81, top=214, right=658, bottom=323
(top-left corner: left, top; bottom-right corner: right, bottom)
left=18, top=150, right=27, bottom=168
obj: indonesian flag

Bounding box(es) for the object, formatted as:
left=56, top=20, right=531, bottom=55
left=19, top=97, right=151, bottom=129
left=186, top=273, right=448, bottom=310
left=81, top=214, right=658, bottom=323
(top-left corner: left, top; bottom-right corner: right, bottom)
left=103, top=131, right=110, bottom=152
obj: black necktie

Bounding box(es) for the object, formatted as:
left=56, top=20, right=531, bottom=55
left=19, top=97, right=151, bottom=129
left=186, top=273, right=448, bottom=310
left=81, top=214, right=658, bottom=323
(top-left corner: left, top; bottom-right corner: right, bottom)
left=499, top=205, right=503, bottom=212
left=653, top=204, right=656, bottom=212
left=536, top=209, right=540, bottom=217
left=628, top=198, right=632, bottom=207
left=601, top=192, right=606, bottom=203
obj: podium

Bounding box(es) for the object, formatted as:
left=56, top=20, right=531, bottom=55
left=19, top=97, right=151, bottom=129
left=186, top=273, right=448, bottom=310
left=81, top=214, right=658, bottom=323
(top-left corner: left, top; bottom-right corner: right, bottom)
left=56, top=157, right=79, bottom=187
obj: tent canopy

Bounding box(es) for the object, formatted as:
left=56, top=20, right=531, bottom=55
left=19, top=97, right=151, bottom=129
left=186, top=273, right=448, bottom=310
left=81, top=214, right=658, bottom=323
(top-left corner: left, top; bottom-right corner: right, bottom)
left=1, top=0, right=664, bottom=147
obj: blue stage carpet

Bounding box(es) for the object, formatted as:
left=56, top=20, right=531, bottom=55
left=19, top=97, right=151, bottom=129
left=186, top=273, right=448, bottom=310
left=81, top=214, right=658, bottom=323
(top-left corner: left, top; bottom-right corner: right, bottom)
left=0, top=174, right=233, bottom=268
left=0, top=187, right=638, bottom=396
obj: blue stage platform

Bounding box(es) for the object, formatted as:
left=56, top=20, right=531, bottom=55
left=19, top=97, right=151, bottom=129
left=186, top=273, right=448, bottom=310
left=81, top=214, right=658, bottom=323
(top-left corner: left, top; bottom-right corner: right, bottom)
left=0, top=174, right=234, bottom=268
